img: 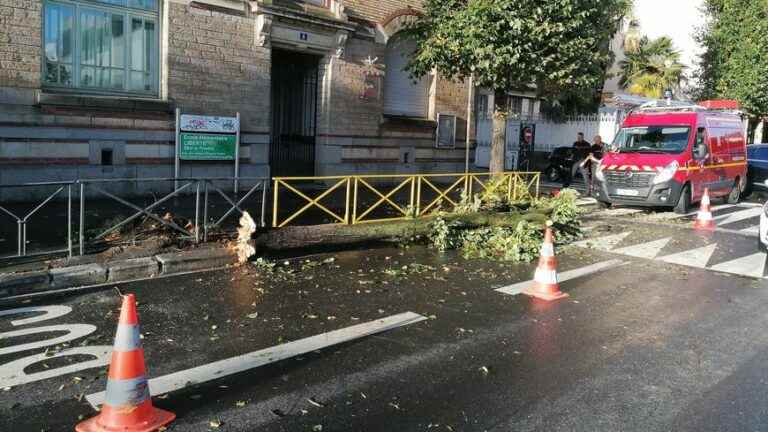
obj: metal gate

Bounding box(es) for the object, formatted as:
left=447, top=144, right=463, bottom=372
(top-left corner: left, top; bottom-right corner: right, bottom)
left=270, top=50, right=319, bottom=177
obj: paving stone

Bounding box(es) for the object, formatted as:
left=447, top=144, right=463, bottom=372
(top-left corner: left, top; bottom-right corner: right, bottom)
left=0, top=271, right=50, bottom=297
left=107, top=257, right=159, bottom=282
left=50, top=264, right=107, bottom=289
left=156, top=248, right=237, bottom=274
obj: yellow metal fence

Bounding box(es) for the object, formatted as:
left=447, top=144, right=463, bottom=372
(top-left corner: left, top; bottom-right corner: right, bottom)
left=272, top=172, right=541, bottom=228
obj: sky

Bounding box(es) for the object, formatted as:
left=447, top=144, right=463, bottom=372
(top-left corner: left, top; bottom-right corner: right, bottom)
left=633, top=0, right=706, bottom=71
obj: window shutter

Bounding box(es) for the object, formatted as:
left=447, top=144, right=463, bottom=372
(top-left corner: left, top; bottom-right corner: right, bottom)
left=383, top=37, right=428, bottom=118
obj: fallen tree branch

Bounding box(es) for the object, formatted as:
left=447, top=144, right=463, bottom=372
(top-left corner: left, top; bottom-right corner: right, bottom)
left=255, top=210, right=551, bottom=250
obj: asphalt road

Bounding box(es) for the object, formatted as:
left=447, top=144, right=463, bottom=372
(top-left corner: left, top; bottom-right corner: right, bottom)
left=3, top=205, right=768, bottom=431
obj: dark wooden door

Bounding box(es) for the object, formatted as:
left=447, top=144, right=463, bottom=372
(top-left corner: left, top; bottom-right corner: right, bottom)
left=270, top=50, right=319, bottom=177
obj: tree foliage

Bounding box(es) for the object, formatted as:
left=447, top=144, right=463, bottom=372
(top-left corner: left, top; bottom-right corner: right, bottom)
left=619, top=36, right=687, bottom=99
left=696, top=0, right=768, bottom=119
left=405, top=0, right=631, bottom=111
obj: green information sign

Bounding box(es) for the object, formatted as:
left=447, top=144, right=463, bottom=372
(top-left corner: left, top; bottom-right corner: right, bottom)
left=179, top=133, right=236, bottom=160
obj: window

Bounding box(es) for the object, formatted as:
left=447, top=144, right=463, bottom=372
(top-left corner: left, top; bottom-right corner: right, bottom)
left=43, top=0, right=159, bottom=96
left=613, top=126, right=691, bottom=154
left=383, top=34, right=429, bottom=118
left=526, top=98, right=536, bottom=117
left=101, top=148, right=113, bottom=165
left=475, top=94, right=489, bottom=120
left=508, top=96, right=523, bottom=115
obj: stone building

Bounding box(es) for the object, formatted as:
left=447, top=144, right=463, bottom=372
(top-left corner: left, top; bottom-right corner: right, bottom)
left=0, top=0, right=477, bottom=191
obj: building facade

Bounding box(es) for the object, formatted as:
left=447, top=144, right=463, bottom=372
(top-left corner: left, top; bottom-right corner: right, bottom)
left=0, top=0, right=475, bottom=193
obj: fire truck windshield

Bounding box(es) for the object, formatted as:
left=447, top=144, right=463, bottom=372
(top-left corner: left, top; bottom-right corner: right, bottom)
left=611, top=126, right=691, bottom=154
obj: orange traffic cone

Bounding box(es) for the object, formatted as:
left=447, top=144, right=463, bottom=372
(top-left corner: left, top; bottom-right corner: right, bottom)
left=523, top=224, right=569, bottom=301
left=76, top=294, right=175, bottom=432
left=693, top=187, right=715, bottom=231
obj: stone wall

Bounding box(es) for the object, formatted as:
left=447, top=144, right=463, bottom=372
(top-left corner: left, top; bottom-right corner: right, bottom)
left=0, top=0, right=41, bottom=90
left=0, top=0, right=476, bottom=199
left=167, top=2, right=271, bottom=133
left=315, top=1, right=474, bottom=175
left=0, top=1, right=270, bottom=199
left=345, top=0, right=423, bottom=23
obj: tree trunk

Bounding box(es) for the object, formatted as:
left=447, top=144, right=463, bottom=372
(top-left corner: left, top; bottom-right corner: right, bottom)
left=490, top=90, right=508, bottom=173
left=255, top=211, right=550, bottom=251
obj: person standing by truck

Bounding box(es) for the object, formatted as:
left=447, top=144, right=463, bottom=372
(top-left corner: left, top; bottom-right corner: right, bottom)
left=581, top=135, right=605, bottom=194
left=563, top=132, right=592, bottom=188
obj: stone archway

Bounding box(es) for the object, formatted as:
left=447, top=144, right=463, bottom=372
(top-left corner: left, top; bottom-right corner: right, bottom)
left=380, top=8, right=422, bottom=42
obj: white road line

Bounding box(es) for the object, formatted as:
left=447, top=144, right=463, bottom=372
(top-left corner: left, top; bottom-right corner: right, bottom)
left=714, top=207, right=763, bottom=225
left=0, top=324, right=97, bottom=356
left=741, top=225, right=760, bottom=234
left=576, top=198, right=597, bottom=207
left=0, top=346, right=111, bottom=388
left=646, top=204, right=735, bottom=220
left=86, top=312, right=427, bottom=409
left=496, top=260, right=624, bottom=296
left=0, top=305, right=72, bottom=326
left=573, top=232, right=632, bottom=251
left=600, top=208, right=645, bottom=216
left=613, top=237, right=672, bottom=259
left=710, top=253, right=767, bottom=278
left=659, top=243, right=718, bottom=269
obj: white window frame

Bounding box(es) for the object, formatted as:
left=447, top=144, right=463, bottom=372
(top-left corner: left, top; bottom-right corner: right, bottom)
left=42, top=0, right=161, bottom=98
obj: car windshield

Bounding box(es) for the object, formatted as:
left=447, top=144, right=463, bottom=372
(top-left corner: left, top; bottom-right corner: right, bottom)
left=612, top=126, right=691, bottom=154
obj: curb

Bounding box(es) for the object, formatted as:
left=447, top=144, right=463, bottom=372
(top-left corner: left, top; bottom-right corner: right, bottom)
left=156, top=248, right=237, bottom=273
left=0, top=247, right=238, bottom=300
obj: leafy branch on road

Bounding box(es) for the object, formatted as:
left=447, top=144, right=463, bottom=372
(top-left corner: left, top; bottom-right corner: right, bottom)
left=427, top=189, right=582, bottom=262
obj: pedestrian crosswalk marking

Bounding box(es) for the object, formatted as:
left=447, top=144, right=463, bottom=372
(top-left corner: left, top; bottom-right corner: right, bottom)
left=710, top=253, right=767, bottom=278
left=576, top=233, right=767, bottom=279
left=573, top=232, right=632, bottom=251
left=601, top=208, right=645, bottom=216
left=714, top=207, right=763, bottom=225
left=742, top=226, right=760, bottom=234
left=658, top=243, right=718, bottom=269
left=496, top=260, right=625, bottom=296
left=612, top=237, right=672, bottom=259
left=646, top=204, right=736, bottom=220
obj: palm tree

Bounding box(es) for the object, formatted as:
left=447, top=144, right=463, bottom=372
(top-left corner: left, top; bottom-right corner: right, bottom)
left=619, top=36, right=687, bottom=99
left=623, top=18, right=643, bottom=54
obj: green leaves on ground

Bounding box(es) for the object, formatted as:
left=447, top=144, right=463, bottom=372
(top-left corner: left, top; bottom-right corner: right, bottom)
left=428, top=189, right=582, bottom=262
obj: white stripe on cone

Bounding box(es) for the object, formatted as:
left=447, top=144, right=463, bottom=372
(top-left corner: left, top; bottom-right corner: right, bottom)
left=534, top=268, right=558, bottom=284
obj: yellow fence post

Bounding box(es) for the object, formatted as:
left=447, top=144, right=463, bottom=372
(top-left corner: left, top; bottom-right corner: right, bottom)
left=463, top=174, right=469, bottom=203
left=409, top=177, right=416, bottom=217
left=466, top=174, right=475, bottom=203
left=352, top=176, right=359, bottom=224
left=272, top=178, right=279, bottom=228
left=416, top=176, right=422, bottom=216
left=535, top=173, right=540, bottom=197
left=344, top=176, right=351, bottom=224
left=512, top=174, right=519, bottom=201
